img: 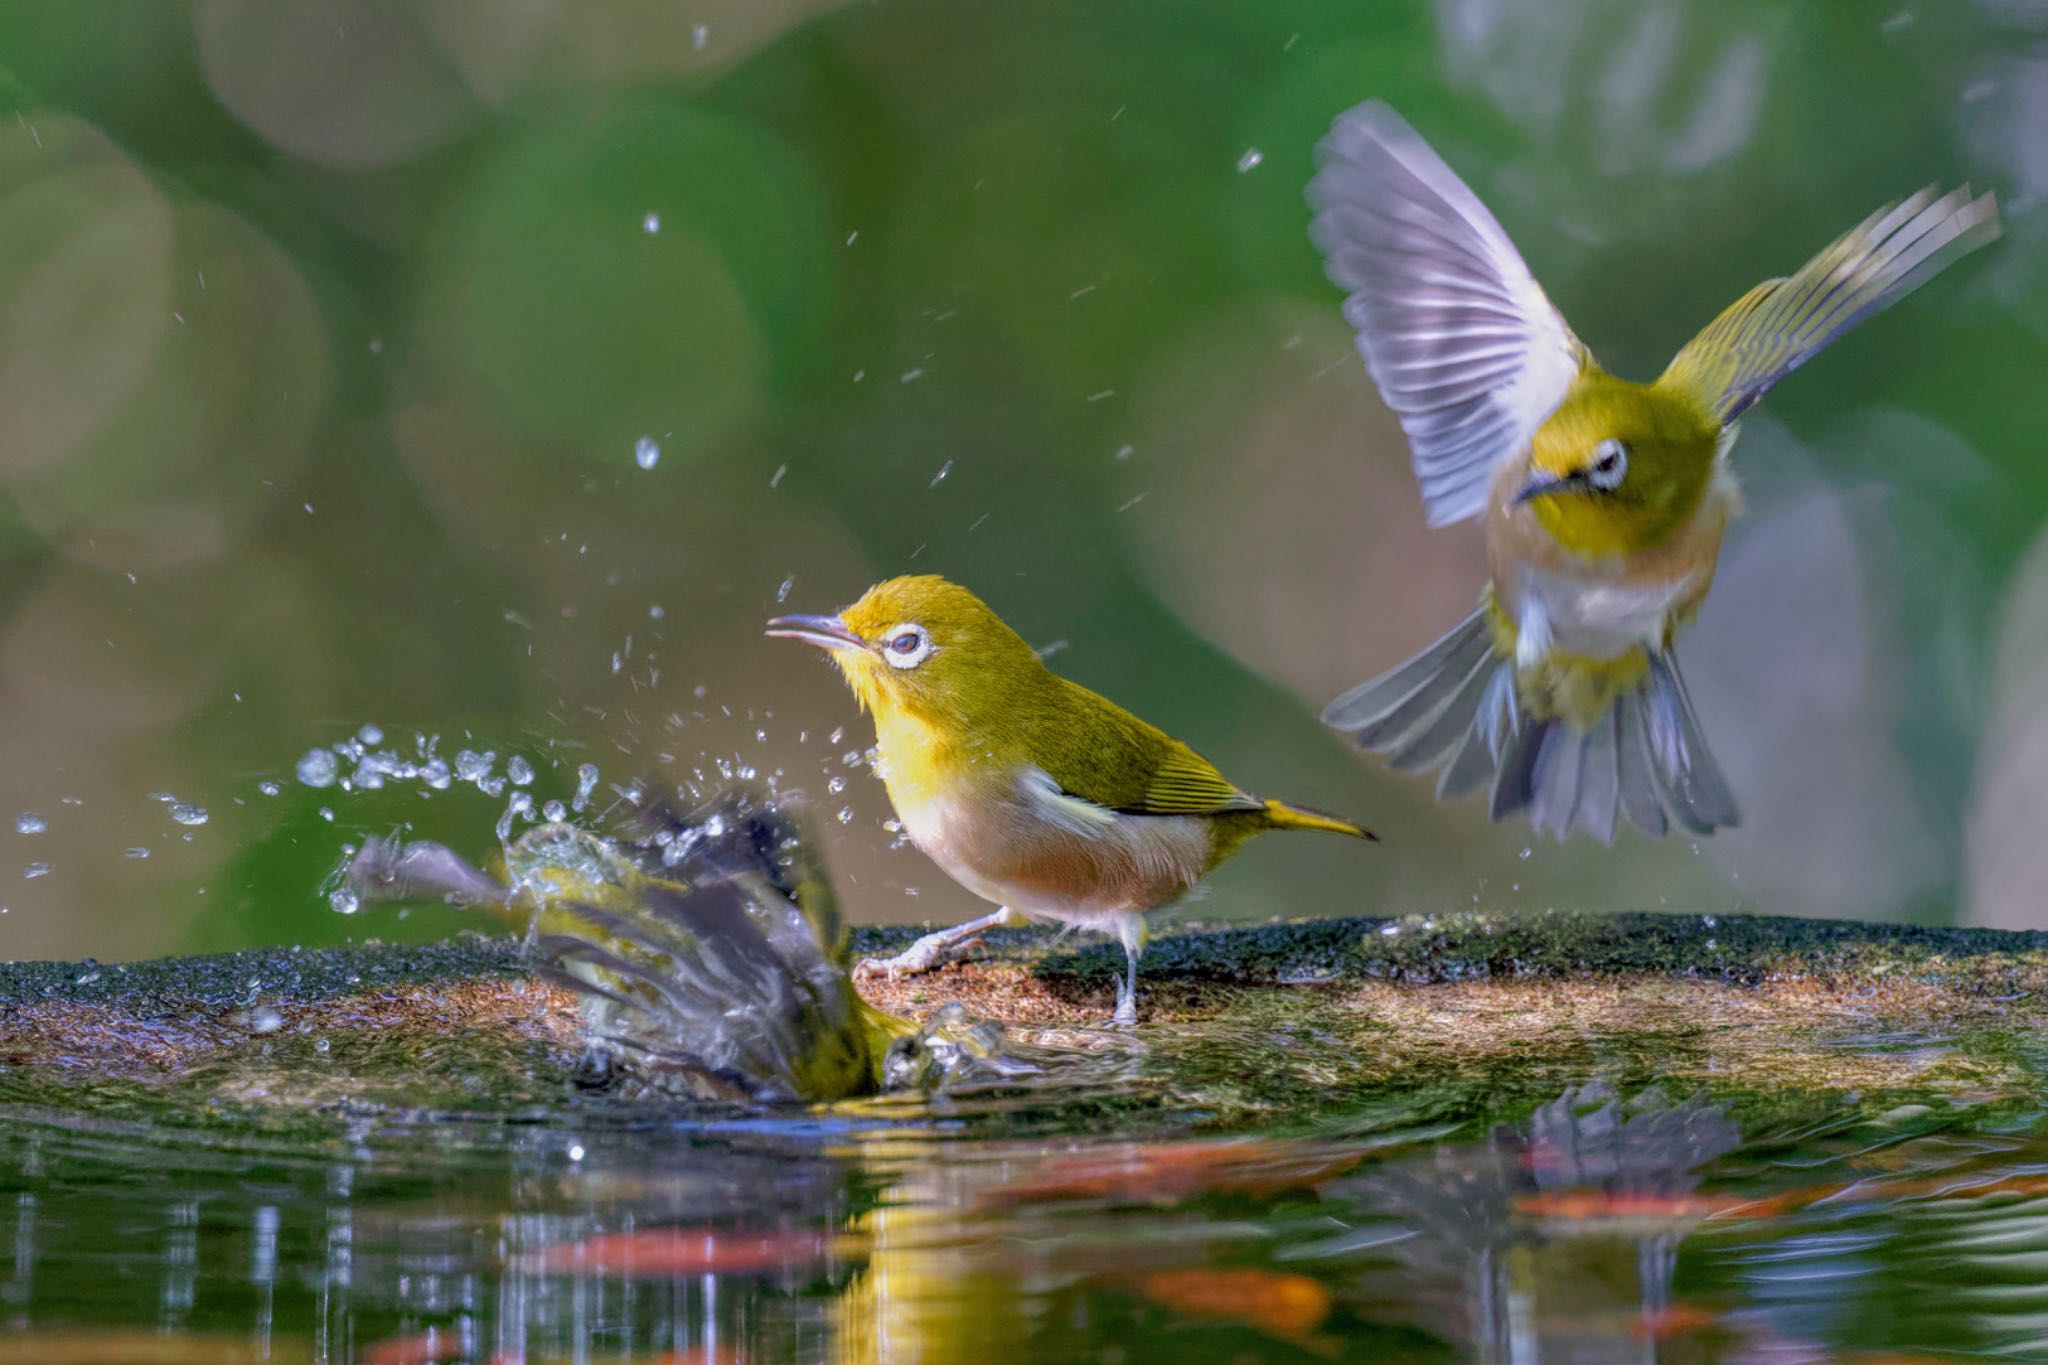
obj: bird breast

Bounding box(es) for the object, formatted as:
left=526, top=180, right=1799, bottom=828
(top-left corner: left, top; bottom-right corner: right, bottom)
left=1487, top=465, right=1736, bottom=661
left=888, top=762, right=1214, bottom=924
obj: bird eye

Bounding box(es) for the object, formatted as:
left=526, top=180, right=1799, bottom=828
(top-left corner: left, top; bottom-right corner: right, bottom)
left=881, top=623, right=934, bottom=670
left=1588, top=438, right=1629, bottom=491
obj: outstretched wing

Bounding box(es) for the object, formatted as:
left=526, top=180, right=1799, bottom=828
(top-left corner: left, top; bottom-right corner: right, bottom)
left=1309, top=100, right=1585, bottom=527
left=1661, top=185, right=1999, bottom=423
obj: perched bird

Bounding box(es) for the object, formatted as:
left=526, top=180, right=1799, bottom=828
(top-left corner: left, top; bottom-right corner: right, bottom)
left=1307, top=101, right=1999, bottom=841
left=768, top=574, right=1375, bottom=1023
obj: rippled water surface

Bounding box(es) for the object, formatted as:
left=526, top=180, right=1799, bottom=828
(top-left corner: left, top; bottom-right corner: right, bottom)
left=4, top=1004, right=2047, bottom=1363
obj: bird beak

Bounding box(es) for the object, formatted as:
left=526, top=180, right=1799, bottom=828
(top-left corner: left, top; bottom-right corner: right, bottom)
left=1514, top=469, right=1578, bottom=505
left=765, top=613, right=868, bottom=652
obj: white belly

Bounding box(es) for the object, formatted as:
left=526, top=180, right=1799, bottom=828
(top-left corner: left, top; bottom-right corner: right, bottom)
left=1516, top=561, right=1694, bottom=663
left=891, top=764, right=1212, bottom=929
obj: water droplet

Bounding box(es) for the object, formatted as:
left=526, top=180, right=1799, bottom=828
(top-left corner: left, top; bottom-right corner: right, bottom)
left=1236, top=147, right=1264, bottom=172
left=690, top=23, right=708, bottom=49
left=297, top=749, right=338, bottom=788
left=257, top=780, right=281, bottom=797
left=14, top=812, right=44, bottom=835
left=75, top=968, right=100, bottom=986
left=23, top=862, right=50, bottom=880
left=828, top=776, right=846, bottom=794
left=318, top=807, right=335, bottom=823
left=507, top=755, right=535, bottom=786
left=642, top=211, right=661, bottom=234
left=247, top=1007, right=285, bottom=1035
left=836, top=807, right=853, bottom=824
left=122, top=847, right=150, bottom=860
left=930, top=459, right=953, bottom=487
left=314, top=1037, right=331, bottom=1055
left=571, top=763, right=600, bottom=813
left=496, top=792, right=534, bottom=843
left=1518, top=847, right=1533, bottom=860
left=777, top=575, right=794, bottom=603
left=357, top=723, right=383, bottom=746
left=1114, top=444, right=1135, bottom=461
left=328, top=887, right=359, bottom=915
left=568, top=1141, right=587, bottom=1162
left=422, top=758, right=452, bottom=790
left=169, top=802, right=208, bottom=827
left=634, top=436, right=661, bottom=470
left=828, top=727, right=844, bottom=745
left=1380, top=922, right=1399, bottom=936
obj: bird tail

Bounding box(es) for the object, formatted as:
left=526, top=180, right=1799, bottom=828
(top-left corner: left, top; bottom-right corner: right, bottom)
left=1323, top=607, right=1739, bottom=841
left=1262, top=799, right=1376, bottom=840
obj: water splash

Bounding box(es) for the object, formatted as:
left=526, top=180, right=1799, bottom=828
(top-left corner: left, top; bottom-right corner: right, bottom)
left=571, top=763, right=600, bottom=813
left=296, top=749, right=338, bottom=788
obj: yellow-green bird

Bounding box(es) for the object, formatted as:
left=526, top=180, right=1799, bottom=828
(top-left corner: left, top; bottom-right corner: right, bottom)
left=1308, top=101, right=1999, bottom=841
left=349, top=790, right=922, bottom=1102
left=769, top=574, right=1374, bottom=1023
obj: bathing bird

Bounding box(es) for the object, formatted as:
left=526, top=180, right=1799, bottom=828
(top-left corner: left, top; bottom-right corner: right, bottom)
left=350, top=790, right=925, bottom=1102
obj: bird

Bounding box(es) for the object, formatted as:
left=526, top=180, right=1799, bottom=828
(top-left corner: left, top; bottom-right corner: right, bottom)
left=1306, top=100, right=1999, bottom=842
left=768, top=574, right=1375, bottom=1023
left=348, top=788, right=932, bottom=1102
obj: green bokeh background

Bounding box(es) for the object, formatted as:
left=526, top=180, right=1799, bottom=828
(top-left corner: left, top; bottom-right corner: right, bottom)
left=1, top=0, right=2043, bottom=962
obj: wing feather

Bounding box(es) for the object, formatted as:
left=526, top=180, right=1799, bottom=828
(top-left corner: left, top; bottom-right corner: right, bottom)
left=1128, top=746, right=1264, bottom=817
left=1661, top=185, right=1999, bottom=423
left=1309, top=100, right=1585, bottom=527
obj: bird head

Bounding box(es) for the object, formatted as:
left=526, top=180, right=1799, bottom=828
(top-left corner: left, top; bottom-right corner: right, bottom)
left=1516, top=379, right=1720, bottom=558
left=767, top=574, right=1044, bottom=724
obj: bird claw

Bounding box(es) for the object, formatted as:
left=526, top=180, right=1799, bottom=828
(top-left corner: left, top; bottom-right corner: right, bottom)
left=853, top=930, right=984, bottom=982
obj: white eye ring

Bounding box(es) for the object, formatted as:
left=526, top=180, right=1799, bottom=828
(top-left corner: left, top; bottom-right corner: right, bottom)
left=880, top=623, right=935, bottom=670
left=1588, top=438, right=1629, bottom=491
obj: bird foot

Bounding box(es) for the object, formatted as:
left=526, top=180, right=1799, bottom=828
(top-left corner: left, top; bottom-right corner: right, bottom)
left=853, top=929, right=984, bottom=982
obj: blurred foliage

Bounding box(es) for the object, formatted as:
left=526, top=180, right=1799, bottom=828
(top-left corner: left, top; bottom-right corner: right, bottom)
left=0, top=0, right=2043, bottom=961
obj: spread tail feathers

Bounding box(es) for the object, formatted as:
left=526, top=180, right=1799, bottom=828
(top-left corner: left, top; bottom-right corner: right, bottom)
left=1262, top=798, right=1377, bottom=840
left=1323, top=608, right=1738, bottom=842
